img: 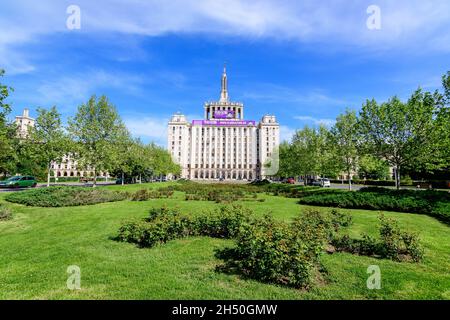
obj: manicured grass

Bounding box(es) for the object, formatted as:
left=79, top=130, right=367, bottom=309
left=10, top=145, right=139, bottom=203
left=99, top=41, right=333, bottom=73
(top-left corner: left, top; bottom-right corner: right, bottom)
left=0, top=182, right=449, bottom=299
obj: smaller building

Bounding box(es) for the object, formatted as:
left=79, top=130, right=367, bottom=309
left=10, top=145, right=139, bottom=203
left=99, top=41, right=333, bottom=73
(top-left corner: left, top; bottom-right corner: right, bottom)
left=15, top=109, right=34, bottom=138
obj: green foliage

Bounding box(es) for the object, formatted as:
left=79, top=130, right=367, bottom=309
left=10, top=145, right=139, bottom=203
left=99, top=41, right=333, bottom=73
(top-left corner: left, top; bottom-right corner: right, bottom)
left=117, top=205, right=354, bottom=288
left=298, top=187, right=450, bottom=224
left=117, top=205, right=253, bottom=247
left=217, top=210, right=331, bottom=288
left=0, top=205, right=13, bottom=221
left=68, top=95, right=129, bottom=185
left=5, top=186, right=128, bottom=207
left=332, top=214, right=424, bottom=262
left=357, top=155, right=391, bottom=180
left=162, top=182, right=262, bottom=203
left=117, top=207, right=193, bottom=247
left=130, top=188, right=174, bottom=201
left=288, top=125, right=340, bottom=180
left=193, top=205, right=254, bottom=239
left=330, top=109, right=360, bottom=190
left=358, top=89, right=442, bottom=189
left=27, top=106, right=69, bottom=186
left=0, top=69, right=17, bottom=176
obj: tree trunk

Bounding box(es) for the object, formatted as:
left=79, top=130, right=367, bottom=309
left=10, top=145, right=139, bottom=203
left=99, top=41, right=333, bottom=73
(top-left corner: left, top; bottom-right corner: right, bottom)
left=139, top=174, right=142, bottom=184
left=396, top=166, right=401, bottom=190
left=122, top=172, right=124, bottom=186
left=348, top=170, right=352, bottom=191
left=93, top=169, right=97, bottom=188
left=47, top=163, right=51, bottom=187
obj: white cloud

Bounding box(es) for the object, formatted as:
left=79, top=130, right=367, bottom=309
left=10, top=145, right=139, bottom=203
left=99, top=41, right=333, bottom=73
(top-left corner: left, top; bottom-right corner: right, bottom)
left=124, top=116, right=169, bottom=146
left=0, top=0, right=449, bottom=79
left=32, top=70, right=144, bottom=111
left=280, top=125, right=296, bottom=142
left=294, top=115, right=335, bottom=127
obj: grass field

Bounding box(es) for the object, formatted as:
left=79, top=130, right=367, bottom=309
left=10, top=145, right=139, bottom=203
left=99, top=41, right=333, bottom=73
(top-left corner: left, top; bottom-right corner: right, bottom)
left=0, top=182, right=449, bottom=300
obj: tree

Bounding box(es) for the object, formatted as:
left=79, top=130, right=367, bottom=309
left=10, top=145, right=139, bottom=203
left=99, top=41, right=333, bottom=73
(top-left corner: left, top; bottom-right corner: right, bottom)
left=277, top=141, right=296, bottom=178
left=68, top=95, right=128, bottom=187
left=29, top=106, right=69, bottom=187
left=434, top=72, right=450, bottom=172
left=359, top=91, right=438, bottom=189
left=358, top=155, right=390, bottom=180
left=149, top=144, right=181, bottom=180
left=0, top=69, right=17, bottom=176
left=330, top=109, right=359, bottom=190
left=290, top=125, right=337, bottom=184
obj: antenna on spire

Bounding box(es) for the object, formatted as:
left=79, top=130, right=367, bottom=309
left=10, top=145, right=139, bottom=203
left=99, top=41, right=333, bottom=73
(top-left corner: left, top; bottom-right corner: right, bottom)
left=220, top=62, right=229, bottom=103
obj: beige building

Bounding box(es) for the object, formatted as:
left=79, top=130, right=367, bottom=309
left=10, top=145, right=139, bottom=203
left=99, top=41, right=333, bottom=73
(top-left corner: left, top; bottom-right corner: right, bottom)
left=168, top=67, right=280, bottom=180
left=15, top=109, right=34, bottom=138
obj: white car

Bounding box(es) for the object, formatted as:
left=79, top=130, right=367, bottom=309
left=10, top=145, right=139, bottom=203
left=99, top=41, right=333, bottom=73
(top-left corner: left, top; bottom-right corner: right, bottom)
left=320, top=178, right=331, bottom=187
left=312, top=178, right=331, bottom=187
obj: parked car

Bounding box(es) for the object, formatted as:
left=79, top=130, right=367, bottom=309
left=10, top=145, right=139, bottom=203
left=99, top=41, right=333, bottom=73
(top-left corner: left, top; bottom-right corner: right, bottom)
left=311, top=178, right=331, bottom=187
left=0, top=176, right=37, bottom=188
left=287, top=178, right=296, bottom=184
left=321, top=178, right=331, bottom=187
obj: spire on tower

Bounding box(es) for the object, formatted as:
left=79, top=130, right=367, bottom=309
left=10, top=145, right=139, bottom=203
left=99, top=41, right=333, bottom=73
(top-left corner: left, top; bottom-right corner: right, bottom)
left=220, top=63, right=228, bottom=103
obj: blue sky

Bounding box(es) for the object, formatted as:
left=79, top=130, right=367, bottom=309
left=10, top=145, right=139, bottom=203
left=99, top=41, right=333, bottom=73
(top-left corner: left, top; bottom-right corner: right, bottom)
left=1, top=0, right=450, bottom=145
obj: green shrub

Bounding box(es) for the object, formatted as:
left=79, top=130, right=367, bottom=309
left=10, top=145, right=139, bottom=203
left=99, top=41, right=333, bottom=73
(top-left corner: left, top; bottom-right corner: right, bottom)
left=0, top=205, right=13, bottom=221
left=217, top=210, right=331, bottom=288
left=117, top=207, right=193, bottom=247
left=298, top=187, right=450, bottom=224
left=331, top=214, right=424, bottom=262
left=130, top=189, right=174, bottom=201
left=194, top=205, right=254, bottom=238
left=5, top=187, right=128, bottom=207
left=118, top=205, right=253, bottom=248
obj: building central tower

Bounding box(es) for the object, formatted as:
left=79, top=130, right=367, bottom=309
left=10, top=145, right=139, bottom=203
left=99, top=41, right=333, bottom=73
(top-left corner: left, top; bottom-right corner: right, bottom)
left=168, top=66, right=279, bottom=181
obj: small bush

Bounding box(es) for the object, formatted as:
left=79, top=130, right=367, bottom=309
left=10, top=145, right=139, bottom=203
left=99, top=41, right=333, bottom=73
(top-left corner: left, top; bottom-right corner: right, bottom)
left=117, top=207, right=193, bottom=247
left=331, top=214, right=424, bottom=262
left=194, top=205, right=254, bottom=238
left=118, top=205, right=253, bottom=248
left=0, top=205, right=13, bottom=221
left=5, top=187, right=128, bottom=207
left=130, top=189, right=174, bottom=201
left=216, top=210, right=331, bottom=288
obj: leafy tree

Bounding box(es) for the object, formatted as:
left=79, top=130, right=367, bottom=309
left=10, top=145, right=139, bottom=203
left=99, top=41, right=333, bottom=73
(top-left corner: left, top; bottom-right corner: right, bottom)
left=0, top=69, right=17, bottom=176
left=434, top=72, right=450, bottom=172
left=290, top=125, right=337, bottom=184
left=68, top=95, right=128, bottom=187
left=149, top=144, right=180, bottom=180
left=358, top=155, right=390, bottom=180
left=330, top=109, right=359, bottom=190
left=359, top=91, right=438, bottom=189
left=110, top=130, right=134, bottom=185
left=277, top=141, right=296, bottom=178
left=29, top=106, right=69, bottom=186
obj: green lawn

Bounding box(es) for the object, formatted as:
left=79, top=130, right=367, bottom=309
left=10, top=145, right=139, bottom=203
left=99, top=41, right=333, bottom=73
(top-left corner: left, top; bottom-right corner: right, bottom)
left=0, top=183, right=449, bottom=300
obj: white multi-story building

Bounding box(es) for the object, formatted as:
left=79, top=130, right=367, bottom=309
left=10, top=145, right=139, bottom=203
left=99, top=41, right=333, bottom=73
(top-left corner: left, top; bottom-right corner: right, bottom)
left=15, top=108, right=35, bottom=138
left=168, top=67, right=280, bottom=180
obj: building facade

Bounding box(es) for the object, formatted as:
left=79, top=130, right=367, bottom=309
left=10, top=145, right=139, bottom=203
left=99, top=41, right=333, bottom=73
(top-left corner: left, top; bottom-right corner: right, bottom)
left=14, top=109, right=109, bottom=179
left=168, top=67, right=280, bottom=180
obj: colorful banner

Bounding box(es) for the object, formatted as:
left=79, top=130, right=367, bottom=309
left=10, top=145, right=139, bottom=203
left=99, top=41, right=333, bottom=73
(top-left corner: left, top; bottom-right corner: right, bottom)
left=213, top=110, right=235, bottom=119
left=192, top=120, right=256, bottom=126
